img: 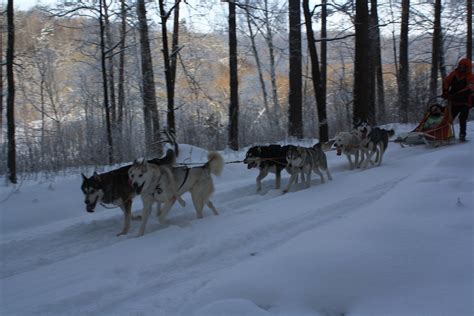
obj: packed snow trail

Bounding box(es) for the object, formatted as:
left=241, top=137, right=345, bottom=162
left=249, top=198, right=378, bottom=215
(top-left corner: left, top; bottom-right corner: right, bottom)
left=1, top=125, right=473, bottom=315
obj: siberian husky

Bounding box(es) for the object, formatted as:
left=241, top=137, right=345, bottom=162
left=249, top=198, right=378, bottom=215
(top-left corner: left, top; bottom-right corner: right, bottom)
left=333, top=131, right=364, bottom=170
left=284, top=143, right=332, bottom=193
left=80, top=149, right=176, bottom=236
left=243, top=145, right=296, bottom=191
left=353, top=120, right=394, bottom=168
left=129, top=152, right=224, bottom=236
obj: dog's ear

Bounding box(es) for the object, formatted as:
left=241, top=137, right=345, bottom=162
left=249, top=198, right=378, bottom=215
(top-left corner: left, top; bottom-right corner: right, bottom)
left=92, top=172, right=100, bottom=181
left=81, top=173, right=88, bottom=181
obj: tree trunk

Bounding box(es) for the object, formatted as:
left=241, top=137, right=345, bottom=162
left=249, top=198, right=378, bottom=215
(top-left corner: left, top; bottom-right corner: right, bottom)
left=6, top=0, right=17, bottom=183
left=368, top=3, right=376, bottom=125
left=467, top=0, right=472, bottom=60
left=170, top=0, right=180, bottom=133
left=137, top=0, right=161, bottom=157
left=370, top=0, right=384, bottom=124
left=429, top=0, right=442, bottom=101
left=371, top=0, right=385, bottom=123
left=263, top=0, right=281, bottom=131
left=439, top=30, right=447, bottom=80
left=353, top=0, right=370, bottom=123
left=158, top=0, right=176, bottom=133
left=398, top=0, right=410, bottom=123
left=228, top=1, right=239, bottom=150
left=104, top=2, right=117, bottom=125
left=99, top=0, right=114, bottom=164
left=302, top=0, right=328, bottom=142
left=0, top=18, right=3, bottom=134
left=244, top=3, right=276, bottom=132
left=117, top=0, right=127, bottom=135
left=288, top=0, right=303, bottom=138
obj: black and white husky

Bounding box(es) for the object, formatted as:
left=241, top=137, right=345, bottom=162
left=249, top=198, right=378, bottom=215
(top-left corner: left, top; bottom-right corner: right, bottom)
left=354, top=121, right=395, bottom=168
left=128, top=152, right=224, bottom=237
left=243, top=145, right=296, bottom=191
left=80, top=150, right=176, bottom=236
left=284, top=143, right=332, bottom=193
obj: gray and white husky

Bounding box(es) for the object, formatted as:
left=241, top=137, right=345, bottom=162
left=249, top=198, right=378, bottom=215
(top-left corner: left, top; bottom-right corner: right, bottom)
left=284, top=143, right=332, bottom=193
left=129, top=152, right=224, bottom=236
left=80, top=149, right=176, bottom=236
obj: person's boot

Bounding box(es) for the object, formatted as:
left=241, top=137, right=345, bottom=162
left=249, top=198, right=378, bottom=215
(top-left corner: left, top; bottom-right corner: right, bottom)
left=460, top=133, right=466, bottom=142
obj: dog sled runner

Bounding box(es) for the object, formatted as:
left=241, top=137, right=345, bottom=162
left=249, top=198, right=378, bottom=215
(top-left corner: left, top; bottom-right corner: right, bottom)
left=395, top=105, right=455, bottom=147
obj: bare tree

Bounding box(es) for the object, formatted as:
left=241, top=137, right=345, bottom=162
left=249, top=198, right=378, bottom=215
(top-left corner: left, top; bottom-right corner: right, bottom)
left=137, top=0, right=162, bottom=157
left=243, top=1, right=278, bottom=132
left=228, top=0, right=239, bottom=150
left=398, top=0, right=410, bottom=122
left=288, top=0, right=303, bottom=138
left=467, top=0, right=472, bottom=60
left=353, top=0, right=370, bottom=123
left=429, top=0, right=442, bottom=100
left=6, top=0, right=16, bottom=183
left=117, top=0, right=128, bottom=133
left=99, top=0, right=114, bottom=164
left=302, top=0, right=328, bottom=142
left=369, top=0, right=384, bottom=124
left=158, top=0, right=181, bottom=134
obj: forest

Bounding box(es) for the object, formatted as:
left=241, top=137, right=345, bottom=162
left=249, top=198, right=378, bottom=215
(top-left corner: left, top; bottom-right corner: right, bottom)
left=0, top=0, right=472, bottom=181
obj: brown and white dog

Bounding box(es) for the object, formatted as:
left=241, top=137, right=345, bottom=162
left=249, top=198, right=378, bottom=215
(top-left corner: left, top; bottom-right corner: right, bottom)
left=128, top=152, right=224, bottom=236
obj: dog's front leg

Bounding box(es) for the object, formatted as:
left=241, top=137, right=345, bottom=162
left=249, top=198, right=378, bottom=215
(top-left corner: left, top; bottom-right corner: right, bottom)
left=256, top=167, right=269, bottom=191
left=275, top=168, right=281, bottom=189
left=158, top=199, right=175, bottom=223
left=137, top=195, right=154, bottom=237
left=347, top=154, right=354, bottom=170
left=117, top=200, right=132, bottom=236
left=283, top=169, right=297, bottom=193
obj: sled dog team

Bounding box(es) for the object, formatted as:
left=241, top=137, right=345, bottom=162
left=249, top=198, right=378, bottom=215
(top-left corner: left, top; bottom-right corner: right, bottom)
left=81, top=121, right=394, bottom=236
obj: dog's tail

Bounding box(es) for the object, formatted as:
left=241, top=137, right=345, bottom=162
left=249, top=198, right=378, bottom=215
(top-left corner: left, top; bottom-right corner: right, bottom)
left=206, top=152, right=224, bottom=176
left=386, top=129, right=395, bottom=137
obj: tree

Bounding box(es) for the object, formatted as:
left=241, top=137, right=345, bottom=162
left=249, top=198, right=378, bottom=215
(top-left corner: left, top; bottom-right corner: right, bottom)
left=353, top=0, right=370, bottom=123
left=137, top=0, right=162, bottom=157
left=158, top=0, right=181, bottom=134
left=398, top=0, right=410, bottom=122
left=429, top=0, right=442, bottom=100
left=99, top=0, right=114, bottom=164
left=6, top=0, right=17, bottom=183
left=369, top=0, right=384, bottom=124
left=227, top=0, right=239, bottom=150
left=0, top=16, right=3, bottom=134
left=288, top=0, right=303, bottom=138
left=467, top=0, right=472, bottom=60
left=302, top=0, right=328, bottom=142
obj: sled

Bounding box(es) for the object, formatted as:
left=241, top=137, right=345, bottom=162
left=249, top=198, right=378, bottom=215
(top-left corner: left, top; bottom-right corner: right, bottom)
left=394, top=105, right=455, bottom=147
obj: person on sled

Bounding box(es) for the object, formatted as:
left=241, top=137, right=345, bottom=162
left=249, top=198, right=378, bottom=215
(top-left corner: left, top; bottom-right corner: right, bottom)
left=422, top=104, right=444, bottom=131
left=442, top=57, right=474, bottom=141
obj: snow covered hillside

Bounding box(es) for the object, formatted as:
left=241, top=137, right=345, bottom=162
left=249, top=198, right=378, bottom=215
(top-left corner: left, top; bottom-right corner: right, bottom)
left=1, top=124, right=473, bottom=315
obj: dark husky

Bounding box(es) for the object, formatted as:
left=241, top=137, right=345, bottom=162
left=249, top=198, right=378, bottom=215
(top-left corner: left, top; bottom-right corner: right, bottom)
left=354, top=120, right=394, bottom=168
left=81, top=149, right=175, bottom=236
left=244, top=144, right=296, bottom=191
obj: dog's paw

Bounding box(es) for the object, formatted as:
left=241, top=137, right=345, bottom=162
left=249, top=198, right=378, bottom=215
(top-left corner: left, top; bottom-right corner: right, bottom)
left=132, top=215, right=142, bottom=221
left=116, top=231, right=128, bottom=237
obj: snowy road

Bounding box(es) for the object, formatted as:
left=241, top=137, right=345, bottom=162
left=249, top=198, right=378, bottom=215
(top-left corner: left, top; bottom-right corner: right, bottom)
left=1, top=125, right=473, bottom=315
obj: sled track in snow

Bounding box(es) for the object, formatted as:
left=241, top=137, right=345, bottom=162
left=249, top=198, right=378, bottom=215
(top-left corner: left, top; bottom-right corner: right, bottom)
left=0, top=143, right=440, bottom=280
left=38, top=176, right=407, bottom=314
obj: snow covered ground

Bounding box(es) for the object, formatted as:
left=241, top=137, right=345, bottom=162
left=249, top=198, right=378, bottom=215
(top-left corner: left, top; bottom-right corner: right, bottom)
left=1, top=124, right=473, bottom=315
